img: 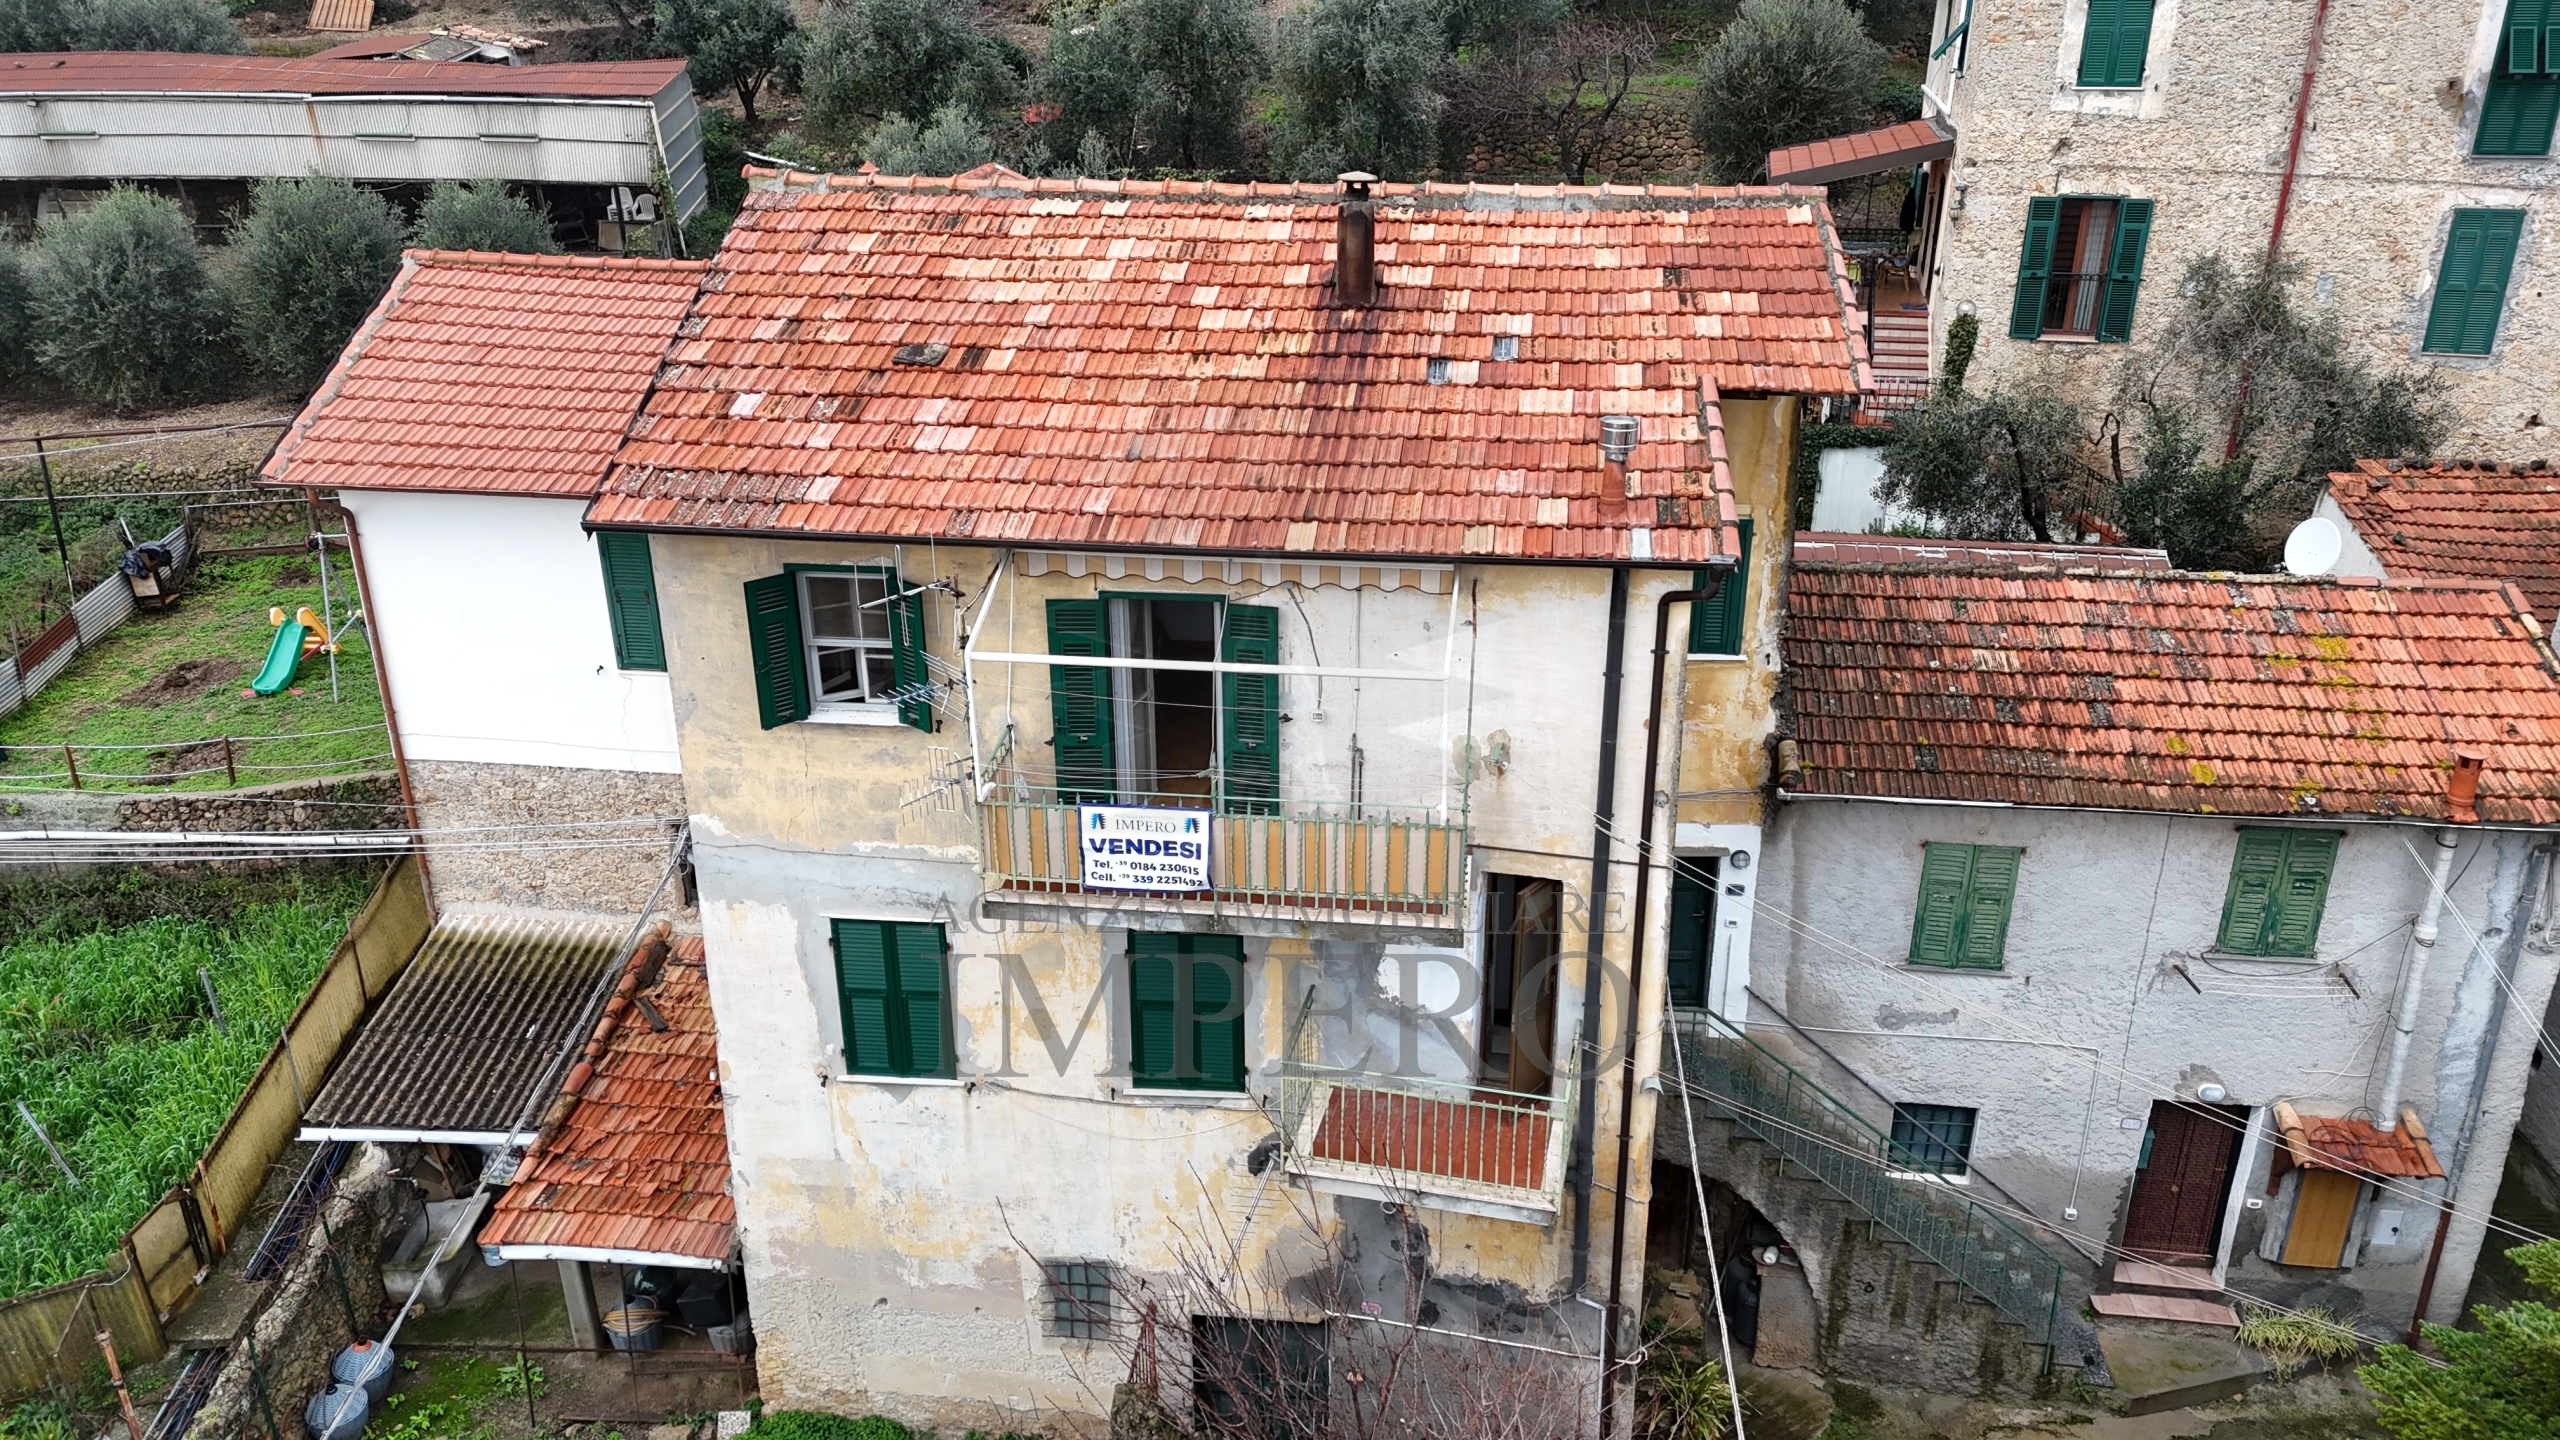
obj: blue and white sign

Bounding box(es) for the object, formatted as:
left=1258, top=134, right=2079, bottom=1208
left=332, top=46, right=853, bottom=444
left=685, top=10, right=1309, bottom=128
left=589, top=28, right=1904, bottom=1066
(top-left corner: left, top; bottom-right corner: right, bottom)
left=1078, top=805, right=1213, bottom=892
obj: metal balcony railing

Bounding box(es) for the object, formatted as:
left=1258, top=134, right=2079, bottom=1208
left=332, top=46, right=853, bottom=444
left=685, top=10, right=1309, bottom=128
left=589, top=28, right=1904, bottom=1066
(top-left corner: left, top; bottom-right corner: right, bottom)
left=1277, top=1067, right=1574, bottom=1221
left=1667, top=1009, right=2068, bottom=1351
left=980, top=789, right=1468, bottom=927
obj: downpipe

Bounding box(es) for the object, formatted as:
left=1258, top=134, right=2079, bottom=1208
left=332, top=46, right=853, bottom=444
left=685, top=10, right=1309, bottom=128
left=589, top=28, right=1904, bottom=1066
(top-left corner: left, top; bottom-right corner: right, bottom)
left=2377, top=828, right=2461, bottom=1129
left=1569, top=568, right=1633, bottom=1296
left=1597, top=570, right=1729, bottom=1439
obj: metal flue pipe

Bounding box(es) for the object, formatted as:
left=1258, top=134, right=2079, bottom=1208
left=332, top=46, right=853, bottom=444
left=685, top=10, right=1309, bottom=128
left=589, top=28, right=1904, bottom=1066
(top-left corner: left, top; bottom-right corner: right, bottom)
left=2377, top=827, right=2460, bottom=1130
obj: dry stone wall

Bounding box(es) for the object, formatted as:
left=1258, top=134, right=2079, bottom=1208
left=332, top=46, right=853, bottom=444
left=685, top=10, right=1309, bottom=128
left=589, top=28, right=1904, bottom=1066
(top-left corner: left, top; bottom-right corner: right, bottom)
left=409, top=759, right=687, bottom=918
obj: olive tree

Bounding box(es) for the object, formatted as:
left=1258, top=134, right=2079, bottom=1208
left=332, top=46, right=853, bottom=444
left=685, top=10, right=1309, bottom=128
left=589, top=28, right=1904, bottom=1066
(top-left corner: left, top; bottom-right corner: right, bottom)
left=1033, top=0, right=1267, bottom=176
left=229, top=176, right=408, bottom=389
left=654, top=0, right=801, bottom=127
left=862, top=102, right=998, bottom=175
left=23, top=187, right=223, bottom=408
left=1272, top=0, right=1449, bottom=180
left=799, top=0, right=1020, bottom=134
left=1689, top=0, right=1886, bottom=183
left=411, top=180, right=561, bottom=255
left=0, top=0, right=242, bottom=53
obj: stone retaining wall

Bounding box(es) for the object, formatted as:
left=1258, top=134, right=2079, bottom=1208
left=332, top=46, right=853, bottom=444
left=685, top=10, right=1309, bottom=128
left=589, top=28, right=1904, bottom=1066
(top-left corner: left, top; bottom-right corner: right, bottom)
left=0, top=772, right=405, bottom=834
left=410, top=759, right=688, bottom=918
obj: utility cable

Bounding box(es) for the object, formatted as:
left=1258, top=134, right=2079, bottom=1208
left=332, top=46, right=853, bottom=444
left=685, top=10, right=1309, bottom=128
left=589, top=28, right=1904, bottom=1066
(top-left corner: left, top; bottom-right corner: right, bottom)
left=1663, top=1010, right=1748, bottom=1440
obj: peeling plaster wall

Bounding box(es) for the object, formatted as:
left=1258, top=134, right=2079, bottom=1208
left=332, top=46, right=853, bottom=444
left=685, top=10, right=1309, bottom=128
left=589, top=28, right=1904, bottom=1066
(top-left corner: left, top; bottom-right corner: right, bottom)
left=1756, top=798, right=2560, bottom=1327
left=1925, top=0, right=2558, bottom=460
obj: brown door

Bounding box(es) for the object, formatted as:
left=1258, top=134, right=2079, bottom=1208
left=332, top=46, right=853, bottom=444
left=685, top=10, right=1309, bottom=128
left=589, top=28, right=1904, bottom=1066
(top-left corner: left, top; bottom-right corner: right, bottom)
left=2122, top=1102, right=2246, bottom=1264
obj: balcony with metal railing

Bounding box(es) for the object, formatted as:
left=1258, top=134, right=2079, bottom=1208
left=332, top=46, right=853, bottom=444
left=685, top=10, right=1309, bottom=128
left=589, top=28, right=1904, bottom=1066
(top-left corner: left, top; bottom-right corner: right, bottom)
left=1276, top=1065, right=1574, bottom=1226
left=979, top=786, right=1471, bottom=939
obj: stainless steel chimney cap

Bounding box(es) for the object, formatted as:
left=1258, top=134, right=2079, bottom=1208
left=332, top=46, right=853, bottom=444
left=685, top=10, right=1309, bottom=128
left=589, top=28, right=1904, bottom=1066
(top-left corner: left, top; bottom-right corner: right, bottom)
left=1599, top=415, right=1640, bottom=461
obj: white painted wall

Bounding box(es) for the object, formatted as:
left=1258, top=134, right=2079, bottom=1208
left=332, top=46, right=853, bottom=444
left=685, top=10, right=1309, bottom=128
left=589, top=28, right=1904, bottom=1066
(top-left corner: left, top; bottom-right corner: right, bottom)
left=345, top=490, right=680, bottom=772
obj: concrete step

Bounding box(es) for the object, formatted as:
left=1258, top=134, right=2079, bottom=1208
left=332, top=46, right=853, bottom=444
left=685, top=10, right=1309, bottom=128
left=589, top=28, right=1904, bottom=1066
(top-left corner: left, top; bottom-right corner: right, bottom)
left=2090, top=1292, right=2241, bottom=1327
left=2111, top=1260, right=2220, bottom=1296
left=2093, top=1317, right=2266, bottom=1416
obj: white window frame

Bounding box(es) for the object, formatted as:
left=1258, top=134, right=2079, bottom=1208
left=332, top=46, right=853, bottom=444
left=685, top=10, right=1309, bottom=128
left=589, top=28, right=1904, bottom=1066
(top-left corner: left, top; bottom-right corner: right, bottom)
left=797, top=567, right=904, bottom=723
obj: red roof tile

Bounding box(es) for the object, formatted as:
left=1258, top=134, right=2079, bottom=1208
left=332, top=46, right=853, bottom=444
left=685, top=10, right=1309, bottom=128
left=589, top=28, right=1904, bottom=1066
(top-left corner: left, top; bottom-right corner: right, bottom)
left=591, top=171, right=1865, bottom=565
left=2275, top=1102, right=2443, bottom=1180
left=1782, top=566, right=2560, bottom=823
left=2328, top=459, right=2560, bottom=620
left=0, top=51, right=685, bottom=98
left=481, top=937, right=734, bottom=1266
left=1792, top=532, right=2170, bottom=569
left=262, top=251, right=708, bottom=498
left=1767, top=118, right=1955, bottom=186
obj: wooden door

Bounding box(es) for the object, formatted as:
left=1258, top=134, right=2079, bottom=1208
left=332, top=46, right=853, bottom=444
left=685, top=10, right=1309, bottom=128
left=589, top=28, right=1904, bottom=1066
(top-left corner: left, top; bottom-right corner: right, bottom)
left=2122, top=1102, right=2245, bottom=1263
left=2279, top=1170, right=2363, bottom=1268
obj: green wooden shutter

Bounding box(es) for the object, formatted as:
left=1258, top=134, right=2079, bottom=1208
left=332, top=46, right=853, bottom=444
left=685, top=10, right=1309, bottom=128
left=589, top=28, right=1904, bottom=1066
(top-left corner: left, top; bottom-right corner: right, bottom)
left=1688, top=520, right=1754, bottom=656
left=1665, top=859, right=1716, bottom=1006
left=2077, top=0, right=2154, bottom=87
left=2094, top=199, right=2154, bottom=344
left=745, top=573, right=809, bottom=730
left=1129, top=933, right=1182, bottom=1086
left=2423, top=210, right=2526, bottom=356
left=886, top=575, right=934, bottom=733
left=2265, top=833, right=2338, bottom=958
left=597, top=532, right=665, bottom=671
left=889, top=921, right=950, bottom=1076
left=1188, top=936, right=1247, bottom=1091
left=2217, top=830, right=2289, bottom=954
left=2480, top=1, right=2560, bottom=155
left=832, top=919, right=897, bottom=1074
left=1956, top=847, right=2021, bottom=969
left=1909, top=843, right=1975, bottom=967
left=2009, top=197, right=2062, bottom=340
left=1048, top=599, right=1116, bottom=802
left=1221, top=605, right=1281, bottom=816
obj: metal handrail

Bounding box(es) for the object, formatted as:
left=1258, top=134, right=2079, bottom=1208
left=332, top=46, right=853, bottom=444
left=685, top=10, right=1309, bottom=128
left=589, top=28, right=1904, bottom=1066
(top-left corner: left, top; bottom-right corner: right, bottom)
left=1667, top=1010, right=2067, bottom=1349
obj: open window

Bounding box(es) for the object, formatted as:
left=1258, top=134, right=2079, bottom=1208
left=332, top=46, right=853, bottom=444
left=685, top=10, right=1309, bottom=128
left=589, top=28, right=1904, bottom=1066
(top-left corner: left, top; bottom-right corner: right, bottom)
left=2008, top=196, right=2153, bottom=342
left=2478, top=0, right=2560, bottom=156
left=743, top=565, right=932, bottom=731
left=1477, top=874, right=1562, bottom=1094
left=1047, top=596, right=1279, bottom=812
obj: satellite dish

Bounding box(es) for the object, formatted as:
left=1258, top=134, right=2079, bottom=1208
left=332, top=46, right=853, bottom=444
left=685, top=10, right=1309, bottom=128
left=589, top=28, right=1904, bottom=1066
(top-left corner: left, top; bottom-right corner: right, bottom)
left=2283, top=516, right=2343, bottom=576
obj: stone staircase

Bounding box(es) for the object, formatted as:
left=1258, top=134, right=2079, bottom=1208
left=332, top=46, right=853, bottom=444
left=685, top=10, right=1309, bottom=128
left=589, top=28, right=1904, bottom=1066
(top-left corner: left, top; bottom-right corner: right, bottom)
left=1658, top=1012, right=2105, bottom=1397
left=1864, top=306, right=1933, bottom=417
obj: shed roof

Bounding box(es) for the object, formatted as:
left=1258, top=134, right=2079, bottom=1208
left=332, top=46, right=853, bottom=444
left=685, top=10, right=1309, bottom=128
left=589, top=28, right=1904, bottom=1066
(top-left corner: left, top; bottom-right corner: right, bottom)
left=589, top=169, right=1867, bottom=565
left=481, top=937, right=733, bottom=1268
left=301, top=917, right=624, bottom=1144
left=1767, top=118, right=1955, bottom=186
left=1792, top=532, right=2170, bottom=569
left=2326, top=458, right=2560, bottom=620
left=262, top=250, right=708, bottom=498
left=0, top=51, right=685, bottom=98
left=1782, top=565, right=2560, bottom=823
left=2274, top=1102, right=2443, bottom=1180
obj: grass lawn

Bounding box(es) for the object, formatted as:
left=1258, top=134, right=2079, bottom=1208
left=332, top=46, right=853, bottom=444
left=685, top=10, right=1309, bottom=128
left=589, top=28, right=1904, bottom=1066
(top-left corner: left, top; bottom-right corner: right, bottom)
left=0, top=870, right=378, bottom=1294
left=0, top=552, right=390, bottom=793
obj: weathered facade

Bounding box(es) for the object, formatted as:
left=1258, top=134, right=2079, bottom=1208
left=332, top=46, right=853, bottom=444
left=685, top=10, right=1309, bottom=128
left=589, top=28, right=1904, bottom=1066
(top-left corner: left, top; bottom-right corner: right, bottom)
left=1905, top=0, right=2555, bottom=458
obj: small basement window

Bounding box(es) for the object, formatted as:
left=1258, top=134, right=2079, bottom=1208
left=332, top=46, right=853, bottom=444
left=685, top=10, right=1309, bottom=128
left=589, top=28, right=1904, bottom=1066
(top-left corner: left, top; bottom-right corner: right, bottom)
left=1043, top=1260, right=1115, bottom=1338
left=1889, top=1103, right=1977, bottom=1177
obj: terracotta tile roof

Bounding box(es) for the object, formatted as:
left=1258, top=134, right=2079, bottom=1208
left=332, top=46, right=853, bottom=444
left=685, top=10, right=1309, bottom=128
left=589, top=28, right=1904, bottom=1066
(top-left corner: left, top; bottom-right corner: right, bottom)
left=262, top=251, right=708, bottom=498
left=1767, top=118, right=1955, bottom=187
left=2274, top=1102, right=2443, bottom=1180
left=482, top=937, right=734, bottom=1267
left=0, top=51, right=686, bottom=98
left=1792, top=532, right=2170, bottom=569
left=2328, top=458, right=2560, bottom=620
left=590, top=170, right=1867, bottom=565
left=1782, top=566, right=2560, bottom=823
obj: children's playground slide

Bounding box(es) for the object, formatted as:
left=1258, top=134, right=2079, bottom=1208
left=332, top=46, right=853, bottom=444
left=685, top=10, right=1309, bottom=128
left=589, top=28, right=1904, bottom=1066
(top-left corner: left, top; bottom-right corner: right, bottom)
left=250, top=606, right=321, bottom=696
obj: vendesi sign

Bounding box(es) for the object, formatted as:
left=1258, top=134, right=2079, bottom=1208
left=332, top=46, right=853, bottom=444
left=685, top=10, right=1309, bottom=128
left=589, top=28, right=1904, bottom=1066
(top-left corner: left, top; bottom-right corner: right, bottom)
left=1078, top=805, right=1212, bottom=892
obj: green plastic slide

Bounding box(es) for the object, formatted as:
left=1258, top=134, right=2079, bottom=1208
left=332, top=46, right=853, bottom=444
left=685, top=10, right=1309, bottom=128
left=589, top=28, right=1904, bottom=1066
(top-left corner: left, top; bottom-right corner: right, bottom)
left=251, top=618, right=307, bottom=696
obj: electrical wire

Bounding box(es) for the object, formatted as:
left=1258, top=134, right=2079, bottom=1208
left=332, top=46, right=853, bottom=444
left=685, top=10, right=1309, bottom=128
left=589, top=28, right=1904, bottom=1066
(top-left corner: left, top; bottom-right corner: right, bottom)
left=1662, top=1011, right=1748, bottom=1439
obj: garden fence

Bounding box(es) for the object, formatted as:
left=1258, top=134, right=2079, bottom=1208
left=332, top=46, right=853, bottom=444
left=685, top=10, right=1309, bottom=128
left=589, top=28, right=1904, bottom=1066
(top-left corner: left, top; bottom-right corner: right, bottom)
left=0, top=855, right=432, bottom=1401
left=0, top=523, right=191, bottom=725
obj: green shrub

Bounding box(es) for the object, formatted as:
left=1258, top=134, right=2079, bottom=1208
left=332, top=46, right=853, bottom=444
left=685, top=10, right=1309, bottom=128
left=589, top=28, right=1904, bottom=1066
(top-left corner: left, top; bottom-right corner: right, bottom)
left=655, top=0, right=802, bottom=126
left=749, top=1414, right=924, bottom=1439
left=863, top=102, right=998, bottom=176
left=799, top=0, right=1019, bottom=134
left=2234, top=1304, right=2362, bottom=1380
left=1938, top=310, right=1977, bottom=393
left=24, top=186, right=224, bottom=409
left=410, top=180, right=561, bottom=255
left=1271, top=0, right=1449, bottom=180
left=229, top=175, right=408, bottom=388
left=2363, top=1239, right=2560, bottom=1440
left=0, top=0, right=243, bottom=52
left=1689, top=0, right=1887, bottom=182
left=0, top=247, right=30, bottom=385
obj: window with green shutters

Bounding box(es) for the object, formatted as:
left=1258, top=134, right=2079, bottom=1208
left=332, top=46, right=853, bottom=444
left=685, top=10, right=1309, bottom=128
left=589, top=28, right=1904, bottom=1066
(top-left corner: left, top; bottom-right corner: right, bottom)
left=1128, top=932, right=1247, bottom=1091
left=2478, top=0, right=2560, bottom=156
left=2423, top=210, right=2527, bottom=356
left=1908, top=843, right=2022, bottom=969
left=1221, top=605, right=1282, bottom=814
left=743, top=566, right=933, bottom=732
left=2076, top=0, right=2157, bottom=88
left=830, top=919, right=952, bottom=1078
left=1688, top=520, right=1754, bottom=657
left=597, top=532, right=665, bottom=671
left=2216, top=829, right=2339, bottom=958
left=2010, top=197, right=2152, bottom=342
left=1047, top=598, right=1117, bottom=802
left=1045, top=598, right=1282, bottom=812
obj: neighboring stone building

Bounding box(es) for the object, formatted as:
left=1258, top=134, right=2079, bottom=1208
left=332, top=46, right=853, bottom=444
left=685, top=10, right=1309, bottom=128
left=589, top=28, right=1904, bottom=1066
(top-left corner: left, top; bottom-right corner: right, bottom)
left=1807, top=0, right=2560, bottom=457
left=573, top=165, right=1862, bottom=1434
left=1743, top=563, right=2560, bottom=1362
left=261, top=248, right=710, bottom=916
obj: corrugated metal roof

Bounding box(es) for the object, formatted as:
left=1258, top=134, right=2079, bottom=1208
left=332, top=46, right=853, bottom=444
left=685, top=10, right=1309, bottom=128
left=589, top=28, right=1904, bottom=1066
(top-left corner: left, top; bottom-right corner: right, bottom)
left=1782, top=565, right=2560, bottom=822
left=2327, top=458, right=2560, bottom=620
left=589, top=170, right=1866, bottom=565
left=302, top=917, right=624, bottom=1141
left=0, top=51, right=687, bottom=99
left=261, top=250, right=709, bottom=497
left=481, top=937, right=733, bottom=1267
left=305, top=0, right=374, bottom=33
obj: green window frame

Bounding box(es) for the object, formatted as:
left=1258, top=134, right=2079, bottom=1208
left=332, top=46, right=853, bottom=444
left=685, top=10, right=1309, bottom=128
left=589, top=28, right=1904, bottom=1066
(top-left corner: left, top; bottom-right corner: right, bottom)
left=1044, top=597, right=1282, bottom=812
left=2422, top=209, right=2527, bottom=356
left=1908, top=842, right=2022, bottom=970
left=1888, top=1103, right=1977, bottom=1176
left=2010, top=196, right=2153, bottom=343
left=597, top=531, right=665, bottom=671
left=1688, top=519, right=1754, bottom=657
left=2216, top=828, right=2339, bottom=958
left=2479, top=0, right=2560, bottom=157
left=830, top=919, right=952, bottom=1078
left=743, top=564, right=932, bottom=733
left=2076, top=0, right=2157, bottom=88
left=1128, top=932, right=1246, bottom=1091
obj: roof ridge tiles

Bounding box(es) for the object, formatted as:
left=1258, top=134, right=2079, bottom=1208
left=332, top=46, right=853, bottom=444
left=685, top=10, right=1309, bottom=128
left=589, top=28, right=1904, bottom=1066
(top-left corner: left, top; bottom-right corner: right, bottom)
left=400, top=248, right=713, bottom=273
